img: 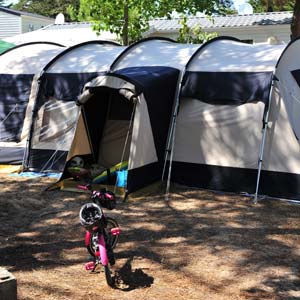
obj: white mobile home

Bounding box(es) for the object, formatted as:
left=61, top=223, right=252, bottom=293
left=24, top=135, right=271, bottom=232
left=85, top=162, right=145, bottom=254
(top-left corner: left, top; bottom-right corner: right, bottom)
left=0, top=7, right=54, bottom=39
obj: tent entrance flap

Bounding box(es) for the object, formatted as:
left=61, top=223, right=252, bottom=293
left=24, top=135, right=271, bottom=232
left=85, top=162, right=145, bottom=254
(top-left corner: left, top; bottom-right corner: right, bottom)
left=82, top=87, right=134, bottom=169
left=66, top=86, right=135, bottom=187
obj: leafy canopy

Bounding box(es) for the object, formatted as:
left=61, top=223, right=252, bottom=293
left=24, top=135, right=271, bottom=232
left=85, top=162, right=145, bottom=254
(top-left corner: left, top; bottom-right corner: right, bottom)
left=248, top=0, right=294, bottom=12
left=71, top=0, right=232, bottom=45
left=12, top=0, right=80, bottom=21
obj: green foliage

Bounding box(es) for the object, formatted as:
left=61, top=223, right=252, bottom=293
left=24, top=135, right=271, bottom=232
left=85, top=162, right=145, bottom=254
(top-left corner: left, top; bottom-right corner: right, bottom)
left=12, top=0, right=80, bottom=21
left=249, top=0, right=294, bottom=12
left=72, top=0, right=232, bottom=45
left=177, top=16, right=218, bottom=44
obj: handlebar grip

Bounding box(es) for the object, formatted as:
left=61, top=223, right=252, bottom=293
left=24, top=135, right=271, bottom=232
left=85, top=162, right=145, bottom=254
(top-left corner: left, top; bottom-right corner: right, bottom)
left=77, top=184, right=91, bottom=191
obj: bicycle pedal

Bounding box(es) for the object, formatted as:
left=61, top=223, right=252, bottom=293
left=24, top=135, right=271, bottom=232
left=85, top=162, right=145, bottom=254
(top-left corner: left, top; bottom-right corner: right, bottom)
left=85, top=261, right=95, bottom=271
left=111, top=227, right=120, bottom=236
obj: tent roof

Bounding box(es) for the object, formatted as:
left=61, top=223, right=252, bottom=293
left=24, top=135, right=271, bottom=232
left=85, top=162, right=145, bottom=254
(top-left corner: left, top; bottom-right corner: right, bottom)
left=4, top=24, right=117, bottom=47
left=44, top=41, right=124, bottom=74
left=186, top=37, right=285, bottom=72
left=111, top=38, right=199, bottom=72
left=0, top=42, right=65, bottom=74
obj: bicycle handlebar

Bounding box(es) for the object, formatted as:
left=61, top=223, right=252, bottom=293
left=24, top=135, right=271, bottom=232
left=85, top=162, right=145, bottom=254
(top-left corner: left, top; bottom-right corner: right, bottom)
left=77, top=184, right=92, bottom=191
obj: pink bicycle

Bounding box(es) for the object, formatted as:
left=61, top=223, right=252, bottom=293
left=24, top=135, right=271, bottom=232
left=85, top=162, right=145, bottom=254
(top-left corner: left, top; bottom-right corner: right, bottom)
left=79, top=185, right=120, bottom=287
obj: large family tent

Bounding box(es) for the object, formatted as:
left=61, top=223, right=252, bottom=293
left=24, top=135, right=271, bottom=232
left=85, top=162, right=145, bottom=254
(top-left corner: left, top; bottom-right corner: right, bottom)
left=0, top=42, right=64, bottom=165
left=24, top=41, right=124, bottom=172
left=26, top=37, right=199, bottom=193
left=166, top=36, right=300, bottom=200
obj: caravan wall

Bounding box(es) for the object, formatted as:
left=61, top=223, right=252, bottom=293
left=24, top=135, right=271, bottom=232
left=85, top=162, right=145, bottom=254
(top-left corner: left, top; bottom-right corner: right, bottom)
left=2, top=36, right=300, bottom=200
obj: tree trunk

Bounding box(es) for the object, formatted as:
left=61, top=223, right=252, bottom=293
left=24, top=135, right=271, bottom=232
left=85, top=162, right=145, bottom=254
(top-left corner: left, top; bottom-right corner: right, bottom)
left=291, top=0, right=300, bottom=40
left=266, top=0, right=273, bottom=12
left=122, top=0, right=129, bottom=45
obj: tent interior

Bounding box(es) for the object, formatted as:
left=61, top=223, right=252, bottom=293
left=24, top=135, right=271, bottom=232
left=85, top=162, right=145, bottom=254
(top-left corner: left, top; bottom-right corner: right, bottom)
left=66, top=86, right=134, bottom=187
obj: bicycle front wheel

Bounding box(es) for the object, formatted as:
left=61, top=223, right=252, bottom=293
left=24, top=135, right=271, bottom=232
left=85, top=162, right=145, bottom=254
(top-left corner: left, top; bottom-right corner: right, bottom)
left=104, top=265, right=114, bottom=287
left=86, top=217, right=119, bottom=257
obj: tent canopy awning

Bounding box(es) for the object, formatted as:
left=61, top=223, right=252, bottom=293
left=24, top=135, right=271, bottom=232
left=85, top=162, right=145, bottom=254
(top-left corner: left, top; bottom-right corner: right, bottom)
left=0, top=40, right=15, bottom=54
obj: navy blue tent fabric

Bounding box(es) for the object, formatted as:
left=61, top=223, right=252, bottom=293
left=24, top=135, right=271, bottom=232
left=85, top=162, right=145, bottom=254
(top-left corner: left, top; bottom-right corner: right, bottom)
left=39, top=72, right=103, bottom=103
left=115, top=66, right=180, bottom=161
left=28, top=149, right=67, bottom=172
left=181, top=71, right=273, bottom=105
left=291, top=69, right=300, bottom=87
left=114, top=66, right=180, bottom=193
left=0, top=146, right=25, bottom=164
left=0, top=74, right=33, bottom=142
left=27, top=66, right=180, bottom=193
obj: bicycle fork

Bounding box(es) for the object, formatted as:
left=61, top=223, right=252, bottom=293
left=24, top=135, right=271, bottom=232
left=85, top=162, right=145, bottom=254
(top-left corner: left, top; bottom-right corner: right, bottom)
left=84, top=228, right=120, bottom=271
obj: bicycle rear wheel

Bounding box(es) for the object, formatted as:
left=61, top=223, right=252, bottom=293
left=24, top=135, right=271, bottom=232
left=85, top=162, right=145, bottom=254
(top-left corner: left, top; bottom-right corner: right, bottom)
left=87, top=217, right=119, bottom=257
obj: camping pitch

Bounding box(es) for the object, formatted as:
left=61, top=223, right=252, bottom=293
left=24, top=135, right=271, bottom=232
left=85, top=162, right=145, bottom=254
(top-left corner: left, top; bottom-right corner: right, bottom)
left=4, top=36, right=300, bottom=201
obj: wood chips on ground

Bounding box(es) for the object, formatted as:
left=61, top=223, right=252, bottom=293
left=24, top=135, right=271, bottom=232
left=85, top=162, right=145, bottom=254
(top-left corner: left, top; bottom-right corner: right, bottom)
left=0, top=174, right=300, bottom=300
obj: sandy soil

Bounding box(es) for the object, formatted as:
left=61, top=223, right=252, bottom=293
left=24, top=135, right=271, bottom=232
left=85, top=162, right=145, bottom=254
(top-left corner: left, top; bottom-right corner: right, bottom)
left=0, top=174, right=300, bottom=300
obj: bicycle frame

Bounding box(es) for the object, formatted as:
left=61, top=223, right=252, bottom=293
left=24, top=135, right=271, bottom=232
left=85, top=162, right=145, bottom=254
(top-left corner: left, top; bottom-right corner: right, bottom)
left=85, top=226, right=120, bottom=269
left=79, top=184, right=120, bottom=286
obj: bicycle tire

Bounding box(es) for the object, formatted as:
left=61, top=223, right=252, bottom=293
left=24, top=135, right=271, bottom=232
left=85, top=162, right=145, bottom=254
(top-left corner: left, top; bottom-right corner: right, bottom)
left=87, top=217, right=119, bottom=257
left=104, top=265, right=114, bottom=287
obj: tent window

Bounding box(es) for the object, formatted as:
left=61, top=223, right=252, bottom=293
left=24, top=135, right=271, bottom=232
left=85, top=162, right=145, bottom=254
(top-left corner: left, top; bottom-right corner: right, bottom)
left=33, top=99, right=79, bottom=151
left=0, top=103, right=27, bottom=142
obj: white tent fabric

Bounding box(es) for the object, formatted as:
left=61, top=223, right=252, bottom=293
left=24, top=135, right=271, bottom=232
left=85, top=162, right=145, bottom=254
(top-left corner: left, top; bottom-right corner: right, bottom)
left=174, top=100, right=265, bottom=168
left=111, top=39, right=199, bottom=71
left=174, top=39, right=285, bottom=169
left=187, top=39, right=284, bottom=72
left=4, top=25, right=117, bottom=47
left=46, top=43, right=125, bottom=73
left=275, top=38, right=300, bottom=140
left=0, top=43, right=64, bottom=74
left=168, top=37, right=293, bottom=199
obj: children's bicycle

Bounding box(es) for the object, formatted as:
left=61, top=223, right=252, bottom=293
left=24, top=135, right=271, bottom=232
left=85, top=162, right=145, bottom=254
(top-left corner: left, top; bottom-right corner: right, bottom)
left=78, top=185, right=120, bottom=287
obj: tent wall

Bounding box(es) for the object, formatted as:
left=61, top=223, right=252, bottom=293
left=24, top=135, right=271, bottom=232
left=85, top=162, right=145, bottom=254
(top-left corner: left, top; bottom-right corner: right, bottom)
left=121, top=66, right=180, bottom=193
left=0, top=42, right=64, bottom=164
left=26, top=42, right=124, bottom=171
left=78, top=63, right=180, bottom=193
left=171, top=37, right=290, bottom=198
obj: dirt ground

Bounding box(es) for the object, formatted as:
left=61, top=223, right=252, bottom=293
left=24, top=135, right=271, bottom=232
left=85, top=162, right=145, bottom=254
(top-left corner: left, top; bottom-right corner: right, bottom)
left=0, top=173, right=300, bottom=300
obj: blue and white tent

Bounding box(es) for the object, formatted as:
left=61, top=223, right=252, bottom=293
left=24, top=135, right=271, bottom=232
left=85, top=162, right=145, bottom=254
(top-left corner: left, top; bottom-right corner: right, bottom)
left=4, top=36, right=300, bottom=201
left=166, top=37, right=299, bottom=200
left=24, top=40, right=124, bottom=172
left=0, top=42, right=64, bottom=164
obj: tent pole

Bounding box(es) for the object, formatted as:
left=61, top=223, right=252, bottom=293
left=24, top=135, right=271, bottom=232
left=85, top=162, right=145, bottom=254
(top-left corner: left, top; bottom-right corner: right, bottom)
left=253, top=73, right=276, bottom=204
left=165, top=102, right=180, bottom=196
left=162, top=68, right=186, bottom=197
left=161, top=76, right=182, bottom=182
